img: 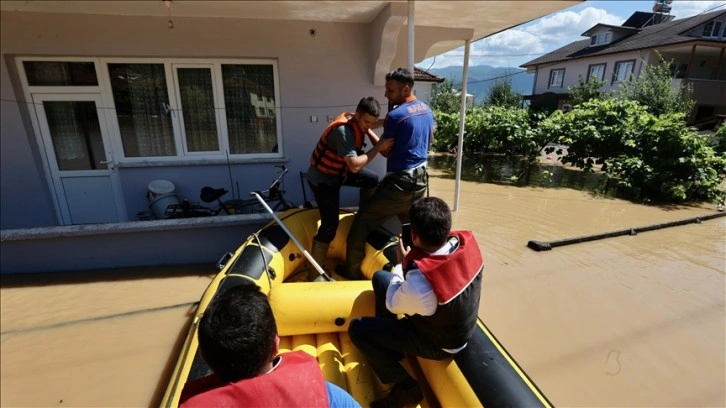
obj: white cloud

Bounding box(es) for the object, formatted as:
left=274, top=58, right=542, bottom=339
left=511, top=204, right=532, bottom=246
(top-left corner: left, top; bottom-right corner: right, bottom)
left=421, top=0, right=726, bottom=69
left=670, top=1, right=725, bottom=18
left=423, top=6, right=625, bottom=68
left=523, top=7, right=624, bottom=42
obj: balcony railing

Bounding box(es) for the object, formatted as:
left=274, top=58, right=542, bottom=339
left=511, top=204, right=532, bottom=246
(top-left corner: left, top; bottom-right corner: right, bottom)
left=674, top=78, right=726, bottom=106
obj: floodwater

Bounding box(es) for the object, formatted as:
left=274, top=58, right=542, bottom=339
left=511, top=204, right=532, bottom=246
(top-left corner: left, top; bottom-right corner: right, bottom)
left=1, top=156, right=724, bottom=407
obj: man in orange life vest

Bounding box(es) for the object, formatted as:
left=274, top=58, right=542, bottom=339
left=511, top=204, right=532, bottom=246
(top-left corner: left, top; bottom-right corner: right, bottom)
left=307, top=97, right=393, bottom=280
left=179, top=283, right=360, bottom=407
left=348, top=197, right=484, bottom=408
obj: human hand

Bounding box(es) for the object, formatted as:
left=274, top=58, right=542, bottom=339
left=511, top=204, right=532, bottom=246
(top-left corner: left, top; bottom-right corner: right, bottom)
left=397, top=235, right=410, bottom=263
left=376, top=137, right=394, bottom=154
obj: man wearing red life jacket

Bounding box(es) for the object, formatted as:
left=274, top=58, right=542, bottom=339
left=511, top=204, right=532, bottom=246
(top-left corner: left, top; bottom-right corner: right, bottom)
left=179, top=284, right=360, bottom=408
left=348, top=197, right=484, bottom=408
left=306, top=97, right=393, bottom=281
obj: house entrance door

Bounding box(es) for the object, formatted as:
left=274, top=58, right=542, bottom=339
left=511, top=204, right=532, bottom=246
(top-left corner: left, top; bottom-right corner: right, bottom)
left=32, top=93, right=125, bottom=225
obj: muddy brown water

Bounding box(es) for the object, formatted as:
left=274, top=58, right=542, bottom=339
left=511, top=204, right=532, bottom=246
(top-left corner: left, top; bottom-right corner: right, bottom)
left=2, top=161, right=724, bottom=407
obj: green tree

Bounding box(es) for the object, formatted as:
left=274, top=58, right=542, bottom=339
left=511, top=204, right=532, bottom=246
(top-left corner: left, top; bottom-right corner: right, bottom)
left=429, top=79, right=461, bottom=114
left=567, top=75, right=606, bottom=106
left=485, top=78, right=521, bottom=108
left=615, top=53, right=694, bottom=117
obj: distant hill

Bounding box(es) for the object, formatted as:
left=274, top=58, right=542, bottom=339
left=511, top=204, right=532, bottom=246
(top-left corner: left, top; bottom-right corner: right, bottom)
left=428, top=65, right=534, bottom=105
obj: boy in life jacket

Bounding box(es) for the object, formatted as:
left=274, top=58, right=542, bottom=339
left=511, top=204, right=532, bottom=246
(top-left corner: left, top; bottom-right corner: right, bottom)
left=179, top=284, right=360, bottom=408
left=306, top=97, right=393, bottom=281
left=348, top=197, right=484, bottom=408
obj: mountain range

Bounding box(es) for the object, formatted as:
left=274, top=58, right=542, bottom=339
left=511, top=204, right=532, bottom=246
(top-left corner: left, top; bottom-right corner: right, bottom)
left=428, top=65, right=534, bottom=105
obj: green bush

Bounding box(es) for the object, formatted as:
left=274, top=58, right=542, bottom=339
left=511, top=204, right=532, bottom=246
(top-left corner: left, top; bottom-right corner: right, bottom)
left=714, top=122, right=726, bottom=156
left=539, top=98, right=642, bottom=171
left=433, top=107, right=547, bottom=164
left=567, top=75, right=607, bottom=106
left=542, top=98, right=726, bottom=202
left=432, top=110, right=459, bottom=152
left=615, top=54, right=694, bottom=117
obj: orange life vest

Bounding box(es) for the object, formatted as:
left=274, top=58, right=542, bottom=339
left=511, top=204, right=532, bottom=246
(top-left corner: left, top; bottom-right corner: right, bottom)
left=310, top=113, right=365, bottom=176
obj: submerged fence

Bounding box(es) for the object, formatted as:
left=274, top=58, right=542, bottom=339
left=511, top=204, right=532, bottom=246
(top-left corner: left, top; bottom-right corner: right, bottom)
left=527, top=211, right=726, bottom=251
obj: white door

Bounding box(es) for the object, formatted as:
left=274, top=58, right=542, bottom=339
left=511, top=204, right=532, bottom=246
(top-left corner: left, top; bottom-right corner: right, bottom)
left=32, top=93, right=125, bottom=225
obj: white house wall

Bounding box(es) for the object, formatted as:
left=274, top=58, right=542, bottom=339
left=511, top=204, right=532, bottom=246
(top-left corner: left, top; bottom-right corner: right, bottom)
left=0, top=11, right=395, bottom=228
left=0, top=55, right=59, bottom=228
left=532, top=50, right=646, bottom=95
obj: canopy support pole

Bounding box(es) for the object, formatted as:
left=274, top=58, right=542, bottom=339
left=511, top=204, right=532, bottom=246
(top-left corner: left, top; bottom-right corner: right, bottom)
left=454, top=39, right=471, bottom=211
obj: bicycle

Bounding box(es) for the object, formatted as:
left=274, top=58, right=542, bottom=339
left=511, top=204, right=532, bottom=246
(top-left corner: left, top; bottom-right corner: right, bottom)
left=164, top=165, right=295, bottom=218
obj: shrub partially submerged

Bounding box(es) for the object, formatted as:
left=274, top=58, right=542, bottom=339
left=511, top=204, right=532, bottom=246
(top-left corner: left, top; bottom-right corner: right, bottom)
left=540, top=99, right=726, bottom=203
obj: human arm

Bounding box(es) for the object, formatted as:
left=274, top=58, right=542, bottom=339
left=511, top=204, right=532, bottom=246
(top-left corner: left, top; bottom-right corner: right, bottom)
left=385, top=265, right=437, bottom=316
left=343, top=137, right=393, bottom=173
left=378, top=116, right=393, bottom=158
left=365, top=129, right=380, bottom=145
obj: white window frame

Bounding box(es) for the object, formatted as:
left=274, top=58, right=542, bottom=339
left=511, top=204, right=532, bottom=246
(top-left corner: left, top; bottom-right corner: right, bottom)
left=549, top=68, right=565, bottom=88
left=171, top=63, right=224, bottom=157
left=590, top=32, right=612, bottom=46
left=702, top=20, right=724, bottom=38
left=587, top=63, right=607, bottom=82
left=97, top=57, right=283, bottom=164
left=612, top=60, right=635, bottom=84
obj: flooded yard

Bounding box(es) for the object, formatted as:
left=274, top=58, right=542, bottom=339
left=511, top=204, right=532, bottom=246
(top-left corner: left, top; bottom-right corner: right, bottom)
left=1, top=157, right=724, bottom=407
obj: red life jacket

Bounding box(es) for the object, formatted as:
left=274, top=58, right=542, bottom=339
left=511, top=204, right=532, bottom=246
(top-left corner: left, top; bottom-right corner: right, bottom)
left=402, top=231, right=484, bottom=349
left=404, top=231, right=482, bottom=303
left=310, top=112, right=364, bottom=176
left=179, top=351, right=330, bottom=407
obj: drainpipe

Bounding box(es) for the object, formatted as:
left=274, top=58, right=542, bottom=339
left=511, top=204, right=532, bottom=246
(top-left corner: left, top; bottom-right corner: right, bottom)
left=408, top=0, right=415, bottom=73
left=453, top=39, right=471, bottom=212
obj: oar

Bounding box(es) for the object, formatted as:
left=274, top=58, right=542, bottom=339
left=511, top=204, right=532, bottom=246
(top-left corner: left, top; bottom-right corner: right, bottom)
left=251, top=192, right=334, bottom=282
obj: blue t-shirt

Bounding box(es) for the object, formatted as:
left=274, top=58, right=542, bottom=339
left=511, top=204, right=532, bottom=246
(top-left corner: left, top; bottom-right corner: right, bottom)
left=383, top=97, right=433, bottom=173
left=325, top=381, right=360, bottom=407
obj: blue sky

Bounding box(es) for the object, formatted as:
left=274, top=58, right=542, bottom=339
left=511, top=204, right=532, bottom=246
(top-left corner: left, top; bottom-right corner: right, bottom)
left=420, top=0, right=726, bottom=69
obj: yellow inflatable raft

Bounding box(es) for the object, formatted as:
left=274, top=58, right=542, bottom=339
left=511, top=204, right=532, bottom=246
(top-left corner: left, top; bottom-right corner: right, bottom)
left=161, top=208, right=552, bottom=408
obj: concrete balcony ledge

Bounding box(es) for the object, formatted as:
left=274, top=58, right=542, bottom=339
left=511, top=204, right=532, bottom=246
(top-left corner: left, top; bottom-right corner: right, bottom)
left=0, top=214, right=280, bottom=274
left=0, top=208, right=369, bottom=275
left=1, top=213, right=273, bottom=242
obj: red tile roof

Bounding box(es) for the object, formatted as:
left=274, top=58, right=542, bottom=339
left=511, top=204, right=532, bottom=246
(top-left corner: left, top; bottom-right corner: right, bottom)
left=414, top=67, right=445, bottom=83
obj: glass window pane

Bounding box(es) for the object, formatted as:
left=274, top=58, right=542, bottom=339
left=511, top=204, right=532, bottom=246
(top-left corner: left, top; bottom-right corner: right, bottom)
left=108, top=63, right=176, bottom=157
left=221, top=64, right=278, bottom=154
left=23, top=61, right=98, bottom=86
left=703, top=22, right=714, bottom=36
left=177, top=68, right=219, bottom=152
left=589, top=64, right=605, bottom=82
left=43, top=101, right=106, bottom=171
left=615, top=62, right=632, bottom=82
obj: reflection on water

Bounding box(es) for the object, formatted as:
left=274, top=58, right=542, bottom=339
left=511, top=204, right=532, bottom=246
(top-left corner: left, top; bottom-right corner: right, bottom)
left=428, top=153, right=605, bottom=193
left=1, top=165, right=724, bottom=408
